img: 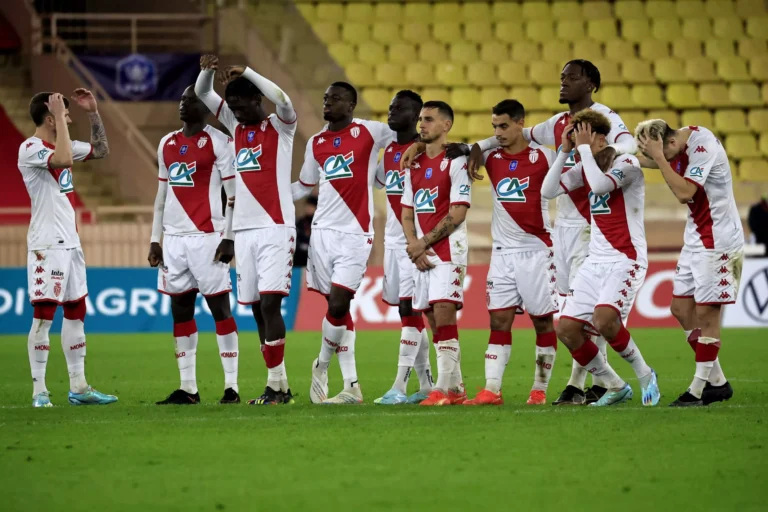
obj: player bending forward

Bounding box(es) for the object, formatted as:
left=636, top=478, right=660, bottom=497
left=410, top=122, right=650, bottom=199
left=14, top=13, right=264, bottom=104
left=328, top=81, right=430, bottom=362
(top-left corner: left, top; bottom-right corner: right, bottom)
left=462, top=99, right=559, bottom=406
left=636, top=120, right=741, bottom=407
left=150, top=86, right=239, bottom=405
left=400, top=101, right=471, bottom=407
left=19, top=90, right=116, bottom=407
left=196, top=56, right=298, bottom=405
left=541, top=111, right=660, bottom=407
left=373, top=90, right=435, bottom=405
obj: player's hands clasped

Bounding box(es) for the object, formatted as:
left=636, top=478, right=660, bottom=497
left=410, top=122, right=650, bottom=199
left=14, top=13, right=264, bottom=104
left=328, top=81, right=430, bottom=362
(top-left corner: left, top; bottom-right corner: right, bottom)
left=221, top=65, right=246, bottom=84
left=560, top=123, right=576, bottom=153
left=46, top=93, right=68, bottom=118
left=215, top=239, right=235, bottom=264
left=147, top=242, right=163, bottom=268
left=200, top=54, right=219, bottom=71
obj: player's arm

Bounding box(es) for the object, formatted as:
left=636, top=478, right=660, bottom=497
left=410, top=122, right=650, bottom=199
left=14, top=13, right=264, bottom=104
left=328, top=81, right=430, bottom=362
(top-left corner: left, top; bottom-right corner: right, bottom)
left=69, top=88, right=109, bottom=159
left=291, top=137, right=319, bottom=201
left=195, top=55, right=238, bottom=134
left=215, top=134, right=236, bottom=241
left=635, top=153, right=659, bottom=169
left=46, top=93, right=74, bottom=169
left=637, top=133, right=700, bottom=204
left=524, top=118, right=557, bottom=146
left=374, top=157, right=386, bottom=190
left=148, top=139, right=168, bottom=267
left=542, top=123, right=580, bottom=199
left=215, top=176, right=236, bottom=264
left=400, top=169, right=434, bottom=271
left=223, top=65, right=296, bottom=124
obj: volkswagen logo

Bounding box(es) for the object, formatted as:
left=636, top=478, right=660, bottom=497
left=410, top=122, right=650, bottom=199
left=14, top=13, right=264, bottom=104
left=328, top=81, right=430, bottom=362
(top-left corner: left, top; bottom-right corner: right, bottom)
left=744, top=265, right=768, bottom=324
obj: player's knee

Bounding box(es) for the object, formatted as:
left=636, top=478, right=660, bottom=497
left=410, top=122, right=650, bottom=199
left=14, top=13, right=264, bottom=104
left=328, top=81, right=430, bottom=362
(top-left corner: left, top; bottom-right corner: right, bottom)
left=489, top=311, right=513, bottom=332
left=398, top=299, right=414, bottom=318
left=327, top=297, right=350, bottom=319
left=206, top=296, right=232, bottom=323
left=670, top=300, right=689, bottom=323
left=531, top=315, right=554, bottom=334
left=593, top=310, right=620, bottom=339
left=171, top=298, right=196, bottom=323
left=696, top=304, right=721, bottom=330
left=432, top=302, right=457, bottom=327
left=555, top=320, right=579, bottom=348
left=260, top=294, right=283, bottom=317
left=62, top=298, right=86, bottom=321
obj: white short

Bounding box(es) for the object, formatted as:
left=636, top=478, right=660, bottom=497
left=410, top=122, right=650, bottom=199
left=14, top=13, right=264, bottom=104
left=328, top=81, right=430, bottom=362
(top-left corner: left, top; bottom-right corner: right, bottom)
left=27, top=248, right=88, bottom=304
left=673, top=247, right=744, bottom=305
left=561, top=259, right=647, bottom=333
left=382, top=247, right=414, bottom=306
left=235, top=226, right=296, bottom=304
left=159, top=233, right=232, bottom=297
left=307, top=228, right=373, bottom=296
left=486, top=249, right=558, bottom=317
left=553, top=223, right=590, bottom=296
left=413, top=263, right=465, bottom=312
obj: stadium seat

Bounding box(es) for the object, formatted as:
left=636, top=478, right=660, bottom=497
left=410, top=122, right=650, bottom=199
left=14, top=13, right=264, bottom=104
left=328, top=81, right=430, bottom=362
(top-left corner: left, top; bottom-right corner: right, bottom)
left=387, top=42, right=417, bottom=64
left=739, top=158, right=768, bottom=181
left=419, top=42, right=448, bottom=62
left=296, top=3, right=315, bottom=22
left=763, top=82, right=768, bottom=104
left=498, top=62, right=530, bottom=86
left=539, top=86, right=564, bottom=110
left=622, top=18, right=651, bottom=43
left=706, top=0, right=737, bottom=17
left=614, top=0, right=647, bottom=19
left=632, top=85, right=666, bottom=108
left=648, top=109, right=681, bottom=127
left=639, top=40, right=670, bottom=60
left=714, top=109, right=751, bottom=134
left=738, top=38, right=768, bottom=58
left=480, top=41, right=510, bottom=63
left=643, top=168, right=668, bottom=184
left=526, top=20, right=556, bottom=43
left=327, top=42, right=356, bottom=65
left=480, top=86, right=513, bottom=111
left=438, top=2, right=462, bottom=20
left=582, top=1, right=614, bottom=19
left=402, top=23, right=431, bottom=44
left=435, top=62, right=467, bottom=87
left=495, top=21, right=525, bottom=44
left=450, top=42, right=479, bottom=64
left=346, top=62, right=376, bottom=87
left=492, top=2, right=522, bottom=19
left=312, top=22, right=340, bottom=44
left=593, top=59, right=622, bottom=84
left=667, top=84, right=702, bottom=108
left=605, top=40, right=637, bottom=62
left=705, top=40, right=736, bottom=59
left=404, top=62, right=435, bottom=87
left=357, top=42, right=386, bottom=65
left=746, top=17, right=768, bottom=39
left=529, top=61, right=561, bottom=86
left=646, top=0, right=678, bottom=18
left=677, top=0, right=708, bottom=18
left=685, top=56, right=719, bottom=82
left=421, top=87, right=451, bottom=103
left=433, top=22, right=462, bottom=45
left=551, top=1, right=581, bottom=20
left=713, top=18, right=744, bottom=40
left=345, top=4, right=374, bottom=23
left=681, top=109, right=714, bottom=128
left=468, top=113, right=491, bottom=139
left=761, top=133, right=768, bottom=156
left=726, top=134, right=761, bottom=158
left=542, top=40, right=573, bottom=63
left=374, top=63, right=403, bottom=88
left=598, top=85, right=635, bottom=109
left=522, top=2, right=552, bottom=20
left=717, top=57, right=751, bottom=81
left=373, top=3, right=403, bottom=22
left=404, top=3, right=433, bottom=22
left=673, top=40, right=703, bottom=60
left=619, top=111, right=648, bottom=132
left=452, top=113, right=470, bottom=138
left=622, top=59, right=656, bottom=84
left=700, top=83, right=733, bottom=107
left=467, top=62, right=500, bottom=87
left=361, top=88, right=392, bottom=114
left=451, top=87, right=482, bottom=113
left=511, top=41, right=543, bottom=62
left=729, top=83, right=763, bottom=106
left=655, top=57, right=686, bottom=83
left=737, top=0, right=768, bottom=16
left=527, top=111, right=554, bottom=127
left=464, top=22, right=494, bottom=44
left=652, top=19, right=682, bottom=42
left=682, top=18, right=713, bottom=41
left=557, top=19, right=586, bottom=40
left=587, top=19, right=618, bottom=42
left=316, top=3, right=344, bottom=22
left=572, top=40, right=604, bottom=61
left=747, top=109, right=768, bottom=131
left=460, top=1, right=492, bottom=22
left=372, top=22, right=400, bottom=44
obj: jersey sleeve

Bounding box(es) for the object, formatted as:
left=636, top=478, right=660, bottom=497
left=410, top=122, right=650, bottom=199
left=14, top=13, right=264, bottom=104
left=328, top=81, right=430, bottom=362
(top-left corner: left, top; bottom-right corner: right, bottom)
left=449, top=157, right=471, bottom=207
left=364, top=120, right=396, bottom=151
left=606, top=111, right=632, bottom=144
left=606, top=156, right=643, bottom=190
left=528, top=114, right=559, bottom=146
left=71, top=140, right=93, bottom=162
left=157, top=136, right=169, bottom=181
left=214, top=133, right=236, bottom=181
left=683, top=132, right=720, bottom=187
left=560, top=163, right=585, bottom=192
left=195, top=69, right=239, bottom=135
left=298, top=136, right=320, bottom=186
left=401, top=167, right=414, bottom=208
left=18, top=140, right=54, bottom=170
left=540, top=147, right=557, bottom=167
left=374, top=156, right=386, bottom=189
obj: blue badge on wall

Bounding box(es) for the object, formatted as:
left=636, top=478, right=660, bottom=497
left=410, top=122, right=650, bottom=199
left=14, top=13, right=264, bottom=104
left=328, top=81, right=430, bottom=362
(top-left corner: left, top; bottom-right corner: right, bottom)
left=180, top=145, right=188, bottom=155
left=509, top=161, right=518, bottom=171
left=115, top=53, right=158, bottom=100
left=247, top=131, right=255, bottom=143
left=394, top=152, right=401, bottom=163
left=333, top=137, right=341, bottom=148
left=425, top=168, right=433, bottom=179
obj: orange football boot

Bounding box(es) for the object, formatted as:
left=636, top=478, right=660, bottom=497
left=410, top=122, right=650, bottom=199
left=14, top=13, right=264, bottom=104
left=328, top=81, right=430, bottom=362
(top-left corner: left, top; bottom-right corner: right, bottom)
left=448, top=388, right=467, bottom=405
left=419, top=390, right=451, bottom=406
left=464, top=389, right=504, bottom=406
left=526, top=389, right=546, bottom=405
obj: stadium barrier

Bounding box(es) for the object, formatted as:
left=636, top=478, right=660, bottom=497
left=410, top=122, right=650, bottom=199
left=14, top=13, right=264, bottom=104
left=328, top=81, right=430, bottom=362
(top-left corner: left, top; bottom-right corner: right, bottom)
left=3, top=260, right=766, bottom=334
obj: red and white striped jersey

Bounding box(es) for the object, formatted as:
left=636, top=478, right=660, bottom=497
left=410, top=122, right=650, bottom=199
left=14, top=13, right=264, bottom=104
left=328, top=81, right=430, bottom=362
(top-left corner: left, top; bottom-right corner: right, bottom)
left=668, top=126, right=744, bottom=252
left=215, top=100, right=297, bottom=230
left=560, top=154, right=647, bottom=266
left=158, top=125, right=234, bottom=236
left=375, top=139, right=416, bottom=249
left=529, top=102, right=631, bottom=227
left=18, top=137, right=93, bottom=250
left=299, top=119, right=394, bottom=235
left=483, top=144, right=556, bottom=251
left=401, top=152, right=471, bottom=265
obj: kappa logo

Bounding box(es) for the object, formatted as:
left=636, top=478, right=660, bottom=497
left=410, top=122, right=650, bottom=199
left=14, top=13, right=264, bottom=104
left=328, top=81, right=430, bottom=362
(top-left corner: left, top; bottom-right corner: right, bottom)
left=414, top=186, right=439, bottom=213
left=168, top=161, right=197, bottom=186
left=589, top=191, right=611, bottom=215
left=486, top=280, right=494, bottom=290
left=236, top=145, right=262, bottom=172
left=719, top=292, right=731, bottom=300
left=35, top=266, right=45, bottom=274
left=57, top=168, right=74, bottom=194
left=324, top=151, right=355, bottom=180
left=496, top=176, right=529, bottom=202
left=720, top=253, right=730, bottom=261
left=26, top=142, right=34, bottom=149
left=385, top=169, right=406, bottom=195
left=694, top=146, right=707, bottom=153
left=719, top=278, right=729, bottom=287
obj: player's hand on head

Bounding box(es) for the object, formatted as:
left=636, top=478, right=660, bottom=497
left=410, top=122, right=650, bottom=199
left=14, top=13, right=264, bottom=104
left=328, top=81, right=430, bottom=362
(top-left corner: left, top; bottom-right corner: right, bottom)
left=444, top=142, right=469, bottom=160
left=222, top=65, right=246, bottom=84
left=46, top=93, right=67, bottom=117
left=637, top=133, right=664, bottom=161
left=467, top=144, right=485, bottom=181
left=71, top=88, right=98, bottom=112
left=561, top=123, right=576, bottom=153
left=148, top=242, right=163, bottom=267
left=200, top=54, right=219, bottom=71
left=573, top=122, right=595, bottom=147
left=215, top=239, right=235, bottom=264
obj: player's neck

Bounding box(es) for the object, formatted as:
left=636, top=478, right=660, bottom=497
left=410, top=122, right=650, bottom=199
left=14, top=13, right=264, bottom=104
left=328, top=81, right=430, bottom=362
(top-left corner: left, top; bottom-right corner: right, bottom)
left=396, top=129, right=418, bottom=146
left=182, top=122, right=206, bottom=138
left=501, top=137, right=528, bottom=156
left=328, top=116, right=353, bottom=133
left=425, top=138, right=446, bottom=159
left=33, top=127, right=55, bottom=146
left=568, top=96, right=594, bottom=116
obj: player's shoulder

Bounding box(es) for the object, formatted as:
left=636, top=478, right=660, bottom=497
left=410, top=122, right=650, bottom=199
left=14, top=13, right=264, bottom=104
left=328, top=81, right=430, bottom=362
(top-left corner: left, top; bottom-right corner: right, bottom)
left=449, top=154, right=468, bottom=171
left=19, top=136, right=45, bottom=156
left=203, top=124, right=229, bottom=141
left=613, top=153, right=641, bottom=169
left=591, top=102, right=619, bottom=116
left=533, top=144, right=556, bottom=160
left=159, top=130, right=180, bottom=149
left=18, top=137, right=50, bottom=167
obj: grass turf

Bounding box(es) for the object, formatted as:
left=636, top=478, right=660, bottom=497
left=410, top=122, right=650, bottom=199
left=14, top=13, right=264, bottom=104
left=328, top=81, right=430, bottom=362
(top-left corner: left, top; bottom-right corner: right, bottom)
left=1, top=328, right=767, bottom=511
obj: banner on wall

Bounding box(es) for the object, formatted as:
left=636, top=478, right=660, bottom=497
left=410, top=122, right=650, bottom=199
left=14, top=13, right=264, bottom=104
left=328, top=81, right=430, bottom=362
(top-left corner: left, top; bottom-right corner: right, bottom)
left=723, top=258, right=768, bottom=327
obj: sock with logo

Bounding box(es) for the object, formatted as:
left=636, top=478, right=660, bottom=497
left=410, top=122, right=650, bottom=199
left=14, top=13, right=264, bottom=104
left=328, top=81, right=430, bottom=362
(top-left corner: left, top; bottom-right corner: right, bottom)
left=393, top=316, right=423, bottom=394
left=689, top=336, right=722, bottom=398
left=414, top=327, right=433, bottom=392
left=62, top=299, right=88, bottom=394
left=571, top=339, right=625, bottom=390
left=318, top=313, right=346, bottom=371
left=591, top=335, right=609, bottom=388
left=215, top=317, right=239, bottom=393
left=532, top=331, right=557, bottom=392
left=485, top=330, right=512, bottom=394
left=173, top=319, right=199, bottom=394
left=686, top=328, right=727, bottom=386
left=435, top=325, right=459, bottom=392
left=264, top=338, right=286, bottom=392
left=608, top=325, right=652, bottom=388
left=338, top=313, right=359, bottom=389
left=29, top=304, right=56, bottom=396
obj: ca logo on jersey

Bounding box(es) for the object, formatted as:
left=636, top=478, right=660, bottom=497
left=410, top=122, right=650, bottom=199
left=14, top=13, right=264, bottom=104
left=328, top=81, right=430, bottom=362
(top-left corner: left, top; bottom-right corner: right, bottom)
left=168, top=161, right=196, bottom=187
left=496, top=176, right=529, bottom=202
left=58, top=169, right=74, bottom=194
left=589, top=191, right=611, bottom=215
left=236, top=145, right=262, bottom=172
left=385, top=169, right=405, bottom=195
left=414, top=187, right=439, bottom=213
left=324, top=152, right=354, bottom=180
left=557, top=146, right=578, bottom=170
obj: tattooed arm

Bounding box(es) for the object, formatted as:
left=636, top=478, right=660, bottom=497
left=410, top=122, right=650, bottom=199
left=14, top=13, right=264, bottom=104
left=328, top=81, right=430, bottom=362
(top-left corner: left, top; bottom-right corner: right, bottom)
left=422, top=205, right=468, bottom=248
left=87, top=111, right=109, bottom=159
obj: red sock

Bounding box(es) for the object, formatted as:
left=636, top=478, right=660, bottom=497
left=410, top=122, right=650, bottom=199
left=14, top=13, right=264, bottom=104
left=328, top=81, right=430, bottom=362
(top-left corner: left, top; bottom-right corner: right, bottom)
left=687, top=328, right=701, bottom=352
left=535, top=331, right=557, bottom=350
left=489, top=330, right=512, bottom=346
left=695, top=338, right=721, bottom=363
left=571, top=340, right=599, bottom=367
left=608, top=325, right=631, bottom=353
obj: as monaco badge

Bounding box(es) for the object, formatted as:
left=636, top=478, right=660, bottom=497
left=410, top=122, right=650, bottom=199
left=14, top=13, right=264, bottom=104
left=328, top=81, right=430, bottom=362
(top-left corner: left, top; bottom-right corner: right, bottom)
left=529, top=149, right=539, bottom=164
left=261, top=120, right=268, bottom=132
left=440, top=159, right=449, bottom=171
left=53, top=282, right=61, bottom=298
left=351, top=127, right=360, bottom=138
left=198, top=136, right=208, bottom=149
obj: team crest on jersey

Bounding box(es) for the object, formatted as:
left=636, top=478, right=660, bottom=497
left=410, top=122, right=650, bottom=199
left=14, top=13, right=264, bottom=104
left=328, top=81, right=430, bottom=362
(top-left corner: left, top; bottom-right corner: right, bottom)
left=180, top=145, right=188, bottom=155
left=394, top=152, right=401, bottom=163
left=589, top=191, right=611, bottom=215
left=528, top=149, right=539, bottom=164
left=509, top=160, right=518, bottom=171
left=324, top=152, right=354, bottom=180
left=425, top=168, right=433, bottom=179
left=236, top=145, right=262, bottom=172
left=53, top=281, right=61, bottom=297
left=261, top=120, right=268, bottom=131
left=496, top=176, right=529, bottom=202
left=247, top=131, right=256, bottom=143
left=440, top=159, right=449, bottom=171
left=58, top=169, right=74, bottom=194
left=333, top=137, right=341, bottom=148
left=198, top=137, right=208, bottom=149
left=385, top=169, right=405, bottom=195
left=414, top=187, right=439, bottom=213
left=351, top=127, right=360, bottom=138
left=168, top=161, right=197, bottom=186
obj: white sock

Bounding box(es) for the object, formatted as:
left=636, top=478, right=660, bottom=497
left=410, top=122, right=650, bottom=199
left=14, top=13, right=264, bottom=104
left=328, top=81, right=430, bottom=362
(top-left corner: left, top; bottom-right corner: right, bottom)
left=338, top=327, right=358, bottom=389
left=265, top=339, right=286, bottom=391
left=216, top=322, right=239, bottom=393
left=485, top=344, right=510, bottom=394
left=612, top=334, right=652, bottom=386
left=583, top=352, right=625, bottom=390
left=278, top=361, right=290, bottom=392
left=393, top=324, right=421, bottom=393
left=28, top=318, right=52, bottom=396
left=686, top=329, right=727, bottom=386
left=592, top=336, right=609, bottom=388
left=450, top=345, right=464, bottom=393
left=690, top=361, right=714, bottom=398
left=175, top=329, right=198, bottom=394
left=435, top=340, right=459, bottom=392
left=532, top=346, right=557, bottom=392
left=567, top=357, right=588, bottom=390
left=319, top=315, right=345, bottom=369
left=61, top=318, right=88, bottom=393
left=413, top=329, right=433, bottom=392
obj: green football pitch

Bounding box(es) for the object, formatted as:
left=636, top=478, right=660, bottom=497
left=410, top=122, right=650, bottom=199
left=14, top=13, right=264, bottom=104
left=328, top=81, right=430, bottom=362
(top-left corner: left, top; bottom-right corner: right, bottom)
left=1, top=328, right=766, bottom=511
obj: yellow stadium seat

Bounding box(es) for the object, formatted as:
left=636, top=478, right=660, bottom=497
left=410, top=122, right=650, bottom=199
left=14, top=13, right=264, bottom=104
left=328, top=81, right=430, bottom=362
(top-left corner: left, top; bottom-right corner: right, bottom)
left=652, top=19, right=682, bottom=42
left=763, top=83, right=768, bottom=103
left=522, top=2, right=552, bottom=19
left=373, top=3, right=403, bottom=22
left=598, top=85, right=635, bottom=109
left=296, top=3, right=315, bottom=21
left=706, top=0, right=737, bottom=17
left=705, top=40, right=736, bottom=59
left=619, top=111, right=647, bottom=133
left=480, top=41, right=510, bottom=63
left=646, top=0, right=678, bottom=18
left=327, top=42, right=356, bottom=65
left=468, top=113, right=491, bottom=139
left=714, top=109, right=751, bottom=134
left=452, top=114, right=471, bottom=139
left=480, top=87, right=512, bottom=111
left=498, top=62, right=530, bottom=86
left=622, top=59, right=656, bottom=84
left=495, top=21, right=525, bottom=44
left=737, top=0, right=768, bottom=16
left=402, top=23, right=431, bottom=44
left=312, top=22, right=340, bottom=44
left=310, top=65, right=334, bottom=87
left=464, top=22, right=494, bottom=44
left=529, top=61, right=561, bottom=86
left=433, top=22, right=462, bottom=45
left=655, top=57, right=686, bottom=83
left=738, top=38, right=768, bottom=58
left=492, top=2, right=522, bottom=18
left=622, top=18, right=651, bottom=43
left=357, top=42, right=386, bottom=65
left=667, top=84, right=702, bottom=108
left=582, top=1, right=614, bottom=19
left=419, top=42, right=448, bottom=62
left=421, top=87, right=451, bottom=103
left=726, top=134, right=761, bottom=157
left=682, top=18, right=713, bottom=41
left=467, top=62, right=500, bottom=87
left=587, top=19, right=618, bottom=42
left=700, top=83, right=733, bottom=107
left=677, top=0, right=708, bottom=18
left=615, top=0, right=647, bottom=19
left=761, top=133, right=768, bottom=155
left=527, top=111, right=555, bottom=127
left=729, top=83, right=763, bottom=106
left=345, top=4, right=373, bottom=23
left=541, top=40, right=573, bottom=64
left=539, top=86, right=563, bottom=111
left=372, top=22, right=399, bottom=44
left=648, top=109, right=681, bottom=127
left=605, top=40, right=637, bottom=62
left=361, top=88, right=392, bottom=113
left=633, top=84, right=666, bottom=108
left=673, top=40, right=703, bottom=59
left=374, top=63, right=403, bottom=88
left=511, top=41, right=543, bottom=63
left=717, top=56, right=751, bottom=81
left=404, top=62, right=435, bottom=87
left=387, top=43, right=417, bottom=64
left=460, top=2, right=492, bottom=22
left=557, top=20, right=586, bottom=40
left=511, top=86, right=543, bottom=111
left=551, top=1, right=580, bottom=20
left=438, top=2, right=462, bottom=20
left=404, top=3, right=433, bottom=22
left=747, top=17, right=768, bottom=39
left=346, top=62, right=375, bottom=87
left=526, top=20, right=556, bottom=43
left=748, top=109, right=768, bottom=131
left=593, top=59, right=622, bottom=84
left=681, top=109, right=714, bottom=128
left=451, top=87, right=482, bottom=113
left=739, top=159, right=768, bottom=181
left=572, top=40, right=604, bottom=60
left=316, top=3, right=344, bottom=22
left=713, top=18, right=744, bottom=40
left=685, top=56, right=719, bottom=82
left=639, top=40, right=670, bottom=60
left=450, top=42, right=479, bottom=64
left=435, top=62, right=467, bottom=87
